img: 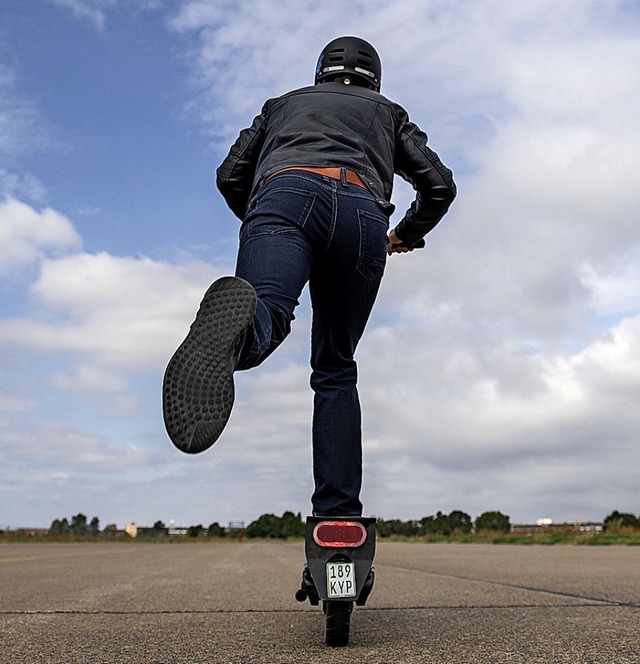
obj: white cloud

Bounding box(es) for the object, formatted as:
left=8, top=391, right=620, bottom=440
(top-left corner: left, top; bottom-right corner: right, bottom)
left=0, top=246, right=227, bottom=370
left=46, top=0, right=116, bottom=30
left=0, top=64, right=52, bottom=157
left=0, top=197, right=229, bottom=370
left=354, top=309, right=640, bottom=519
left=0, top=198, right=81, bottom=274
left=0, top=170, right=47, bottom=203
left=48, top=363, right=126, bottom=392
left=0, top=392, right=34, bottom=414
left=581, top=257, right=640, bottom=317
left=1, top=420, right=151, bottom=472
left=0, top=199, right=233, bottom=490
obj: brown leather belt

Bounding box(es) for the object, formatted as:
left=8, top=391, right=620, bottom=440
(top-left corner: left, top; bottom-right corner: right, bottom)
left=266, top=166, right=368, bottom=190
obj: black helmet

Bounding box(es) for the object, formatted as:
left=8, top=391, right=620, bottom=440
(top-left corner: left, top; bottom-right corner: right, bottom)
left=315, top=36, right=381, bottom=90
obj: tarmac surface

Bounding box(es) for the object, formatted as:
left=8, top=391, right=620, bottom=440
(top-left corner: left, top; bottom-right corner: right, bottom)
left=1, top=540, right=638, bottom=663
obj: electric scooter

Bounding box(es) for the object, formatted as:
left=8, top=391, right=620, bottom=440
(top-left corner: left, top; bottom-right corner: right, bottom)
left=295, top=516, right=376, bottom=647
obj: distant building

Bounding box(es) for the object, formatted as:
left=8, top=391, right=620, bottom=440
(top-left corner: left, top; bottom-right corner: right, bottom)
left=227, top=521, right=245, bottom=534
left=125, top=520, right=244, bottom=537
left=512, top=520, right=603, bottom=534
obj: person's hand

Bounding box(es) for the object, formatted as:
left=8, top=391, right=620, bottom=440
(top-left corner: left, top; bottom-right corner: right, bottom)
left=387, top=228, right=414, bottom=255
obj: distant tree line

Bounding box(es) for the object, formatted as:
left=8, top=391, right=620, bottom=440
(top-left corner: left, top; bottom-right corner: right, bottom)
left=46, top=512, right=307, bottom=539
left=603, top=510, right=640, bottom=531
left=377, top=510, right=511, bottom=537
left=47, top=510, right=639, bottom=539
left=164, top=512, right=307, bottom=539
left=49, top=513, right=112, bottom=535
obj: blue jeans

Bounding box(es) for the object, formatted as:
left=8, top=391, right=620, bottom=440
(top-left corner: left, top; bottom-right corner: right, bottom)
left=234, top=170, right=389, bottom=516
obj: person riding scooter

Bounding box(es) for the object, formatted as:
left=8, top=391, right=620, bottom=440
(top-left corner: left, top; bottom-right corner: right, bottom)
left=163, top=35, right=457, bottom=518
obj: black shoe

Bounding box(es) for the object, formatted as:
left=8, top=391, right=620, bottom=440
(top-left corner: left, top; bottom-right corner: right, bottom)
left=162, top=276, right=257, bottom=454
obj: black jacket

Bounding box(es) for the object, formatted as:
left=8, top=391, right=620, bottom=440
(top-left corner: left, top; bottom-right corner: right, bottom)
left=216, top=82, right=456, bottom=246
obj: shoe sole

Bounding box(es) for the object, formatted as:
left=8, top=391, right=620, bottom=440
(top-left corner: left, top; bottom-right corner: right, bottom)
left=162, top=276, right=257, bottom=454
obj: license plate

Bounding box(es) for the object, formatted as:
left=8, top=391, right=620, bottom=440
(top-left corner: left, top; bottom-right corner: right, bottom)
left=326, top=561, right=356, bottom=598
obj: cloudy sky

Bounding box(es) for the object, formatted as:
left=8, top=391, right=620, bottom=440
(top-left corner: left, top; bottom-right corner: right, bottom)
left=1, top=0, right=639, bottom=530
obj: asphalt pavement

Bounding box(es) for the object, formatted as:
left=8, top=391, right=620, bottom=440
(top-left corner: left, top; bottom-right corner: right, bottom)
left=1, top=540, right=638, bottom=663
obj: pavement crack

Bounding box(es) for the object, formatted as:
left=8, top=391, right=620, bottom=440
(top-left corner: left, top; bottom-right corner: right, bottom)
left=2, top=602, right=637, bottom=616
left=376, top=563, right=638, bottom=608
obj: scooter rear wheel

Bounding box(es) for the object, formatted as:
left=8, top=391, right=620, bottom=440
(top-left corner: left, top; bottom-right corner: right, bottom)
left=323, top=600, right=353, bottom=647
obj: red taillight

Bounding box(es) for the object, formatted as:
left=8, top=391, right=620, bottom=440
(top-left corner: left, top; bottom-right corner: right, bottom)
left=313, top=521, right=367, bottom=548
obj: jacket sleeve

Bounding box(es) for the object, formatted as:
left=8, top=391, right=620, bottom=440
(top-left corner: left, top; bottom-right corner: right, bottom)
left=393, top=110, right=457, bottom=247
left=216, top=105, right=269, bottom=220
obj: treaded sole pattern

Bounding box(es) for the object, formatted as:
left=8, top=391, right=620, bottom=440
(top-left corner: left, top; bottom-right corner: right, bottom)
left=162, top=276, right=257, bottom=454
